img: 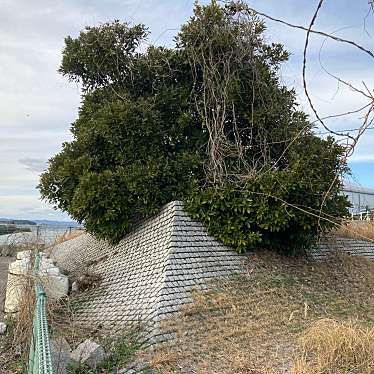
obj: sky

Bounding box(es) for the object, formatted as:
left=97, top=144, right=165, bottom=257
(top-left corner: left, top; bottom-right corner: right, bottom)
left=0, top=0, right=373, bottom=220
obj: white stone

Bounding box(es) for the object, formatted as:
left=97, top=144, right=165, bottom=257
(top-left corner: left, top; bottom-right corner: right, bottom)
left=42, top=257, right=56, bottom=265
left=16, top=250, right=31, bottom=260
left=71, top=281, right=79, bottom=293
left=4, top=252, right=69, bottom=313
left=70, top=339, right=105, bottom=369
left=4, top=272, right=26, bottom=313
left=0, top=322, right=7, bottom=335
left=39, top=260, right=58, bottom=274
left=8, top=258, right=31, bottom=275
left=40, top=266, right=60, bottom=276
left=47, top=267, right=60, bottom=276
left=42, top=275, right=69, bottom=299
left=5, top=256, right=34, bottom=313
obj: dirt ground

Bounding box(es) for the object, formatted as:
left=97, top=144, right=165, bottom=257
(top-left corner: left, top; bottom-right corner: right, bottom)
left=0, top=256, right=13, bottom=322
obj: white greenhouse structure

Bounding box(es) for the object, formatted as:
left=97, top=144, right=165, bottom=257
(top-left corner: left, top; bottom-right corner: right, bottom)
left=343, top=181, right=374, bottom=219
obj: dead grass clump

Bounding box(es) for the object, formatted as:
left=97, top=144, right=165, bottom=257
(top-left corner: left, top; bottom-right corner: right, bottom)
left=332, top=220, right=374, bottom=242
left=9, top=277, right=35, bottom=349
left=47, top=297, right=96, bottom=348
left=72, top=271, right=102, bottom=293
left=0, top=250, right=91, bottom=373
left=0, top=271, right=36, bottom=373
left=291, top=318, right=374, bottom=374
left=146, top=251, right=374, bottom=374
left=289, top=359, right=314, bottom=374
left=54, top=229, right=85, bottom=244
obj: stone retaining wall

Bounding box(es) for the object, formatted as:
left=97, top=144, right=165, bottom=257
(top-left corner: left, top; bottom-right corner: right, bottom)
left=50, top=201, right=243, bottom=339
left=49, top=202, right=374, bottom=339
left=314, top=236, right=374, bottom=260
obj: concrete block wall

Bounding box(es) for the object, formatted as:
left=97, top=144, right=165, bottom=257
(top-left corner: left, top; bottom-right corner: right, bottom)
left=49, top=201, right=243, bottom=336
left=50, top=201, right=374, bottom=338
left=315, top=236, right=374, bottom=260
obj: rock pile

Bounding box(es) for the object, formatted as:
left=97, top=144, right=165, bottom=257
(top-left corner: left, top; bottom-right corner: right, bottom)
left=52, top=337, right=105, bottom=374
left=4, top=250, right=69, bottom=314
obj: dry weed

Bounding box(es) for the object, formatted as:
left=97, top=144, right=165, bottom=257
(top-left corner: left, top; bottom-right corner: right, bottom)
left=54, top=229, right=84, bottom=244
left=0, top=269, right=36, bottom=373
left=71, top=271, right=102, bottom=293
left=332, top=220, right=374, bottom=242
left=47, top=296, right=95, bottom=348
left=147, top=251, right=374, bottom=374
left=289, top=358, right=314, bottom=374
left=0, top=239, right=95, bottom=373
left=292, top=318, right=374, bottom=374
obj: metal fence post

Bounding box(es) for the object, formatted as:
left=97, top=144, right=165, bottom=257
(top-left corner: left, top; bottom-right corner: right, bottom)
left=28, top=252, right=53, bottom=374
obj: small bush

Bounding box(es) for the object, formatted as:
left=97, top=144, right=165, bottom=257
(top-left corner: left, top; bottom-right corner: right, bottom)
left=186, top=164, right=348, bottom=255
left=98, top=332, right=144, bottom=372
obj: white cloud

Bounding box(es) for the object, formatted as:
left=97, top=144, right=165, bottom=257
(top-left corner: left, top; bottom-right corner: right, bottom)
left=0, top=194, right=71, bottom=220
left=18, top=159, right=48, bottom=173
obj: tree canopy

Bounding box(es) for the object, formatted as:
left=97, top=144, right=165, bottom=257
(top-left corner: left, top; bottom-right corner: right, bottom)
left=39, top=1, right=349, bottom=253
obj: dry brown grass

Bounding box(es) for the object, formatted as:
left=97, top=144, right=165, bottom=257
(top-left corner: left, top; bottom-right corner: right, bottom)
left=47, top=296, right=98, bottom=349
left=0, top=235, right=102, bottom=374
left=0, top=273, right=96, bottom=373
left=290, top=318, right=374, bottom=374
left=54, top=229, right=85, bottom=244
left=0, top=269, right=36, bottom=373
left=146, top=251, right=374, bottom=374
left=332, top=220, right=374, bottom=242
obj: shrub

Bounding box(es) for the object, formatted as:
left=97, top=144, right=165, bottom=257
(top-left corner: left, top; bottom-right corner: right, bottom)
left=39, top=1, right=349, bottom=254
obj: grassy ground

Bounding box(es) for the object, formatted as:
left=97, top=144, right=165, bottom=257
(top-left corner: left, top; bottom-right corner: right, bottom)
left=146, top=251, right=374, bottom=374
left=1, top=244, right=373, bottom=373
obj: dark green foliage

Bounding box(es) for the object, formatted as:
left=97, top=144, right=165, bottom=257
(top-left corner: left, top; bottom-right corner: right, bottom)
left=41, top=47, right=206, bottom=241
left=60, top=21, right=148, bottom=91
left=186, top=138, right=348, bottom=254
left=39, top=1, right=349, bottom=254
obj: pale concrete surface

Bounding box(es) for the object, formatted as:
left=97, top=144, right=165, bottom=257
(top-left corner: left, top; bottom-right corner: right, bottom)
left=50, top=201, right=243, bottom=342
left=4, top=252, right=69, bottom=314
left=0, top=256, right=13, bottom=322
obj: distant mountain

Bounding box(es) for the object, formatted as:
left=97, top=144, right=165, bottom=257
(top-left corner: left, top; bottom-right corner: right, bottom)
left=0, top=218, right=79, bottom=226
left=32, top=219, right=79, bottom=226
left=0, top=218, right=36, bottom=225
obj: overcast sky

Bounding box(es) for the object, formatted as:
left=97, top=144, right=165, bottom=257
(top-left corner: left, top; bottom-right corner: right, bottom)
left=1, top=0, right=373, bottom=220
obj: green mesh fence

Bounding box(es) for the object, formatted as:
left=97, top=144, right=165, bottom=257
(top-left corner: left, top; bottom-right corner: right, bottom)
left=28, top=252, right=53, bottom=374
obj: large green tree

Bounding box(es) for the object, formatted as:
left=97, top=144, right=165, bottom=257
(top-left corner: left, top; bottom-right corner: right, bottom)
left=39, top=2, right=349, bottom=253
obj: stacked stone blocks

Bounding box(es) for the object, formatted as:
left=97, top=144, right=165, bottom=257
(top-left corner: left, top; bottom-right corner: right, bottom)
left=50, top=201, right=243, bottom=334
